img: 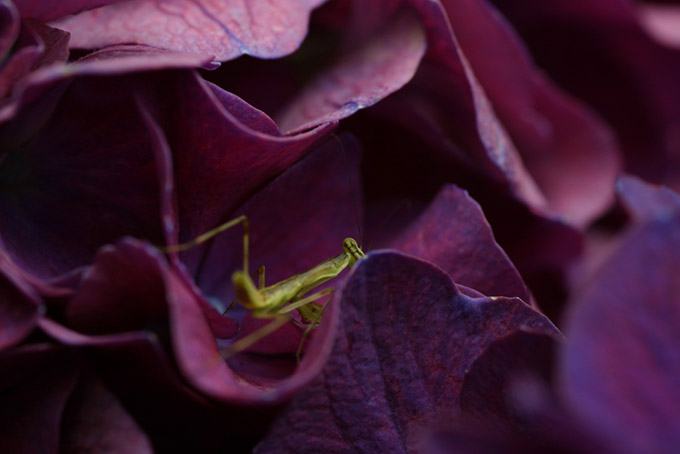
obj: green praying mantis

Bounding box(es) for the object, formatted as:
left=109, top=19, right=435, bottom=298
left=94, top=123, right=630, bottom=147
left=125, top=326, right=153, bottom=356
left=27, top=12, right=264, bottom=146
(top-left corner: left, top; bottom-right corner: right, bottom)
left=163, top=214, right=365, bottom=360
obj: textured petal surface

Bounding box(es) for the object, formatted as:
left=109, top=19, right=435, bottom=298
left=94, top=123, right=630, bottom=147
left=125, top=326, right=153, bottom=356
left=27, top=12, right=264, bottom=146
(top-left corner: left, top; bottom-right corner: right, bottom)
left=256, top=251, right=557, bottom=453
left=392, top=184, right=529, bottom=302
left=52, top=0, right=326, bottom=61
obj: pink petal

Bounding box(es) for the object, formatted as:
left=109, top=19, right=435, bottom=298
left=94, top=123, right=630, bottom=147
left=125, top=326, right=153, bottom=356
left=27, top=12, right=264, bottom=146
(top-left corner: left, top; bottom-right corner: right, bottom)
left=277, top=10, right=426, bottom=134
left=52, top=0, right=326, bottom=61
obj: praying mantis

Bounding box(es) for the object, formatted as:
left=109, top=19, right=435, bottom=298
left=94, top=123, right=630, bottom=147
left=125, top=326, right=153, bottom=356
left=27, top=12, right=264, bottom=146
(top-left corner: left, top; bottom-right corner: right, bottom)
left=164, top=214, right=365, bottom=360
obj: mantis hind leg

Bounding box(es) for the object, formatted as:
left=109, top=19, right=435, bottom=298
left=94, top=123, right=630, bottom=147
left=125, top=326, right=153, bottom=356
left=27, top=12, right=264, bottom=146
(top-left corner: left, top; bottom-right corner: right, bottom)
left=162, top=215, right=250, bottom=275
left=220, top=315, right=290, bottom=358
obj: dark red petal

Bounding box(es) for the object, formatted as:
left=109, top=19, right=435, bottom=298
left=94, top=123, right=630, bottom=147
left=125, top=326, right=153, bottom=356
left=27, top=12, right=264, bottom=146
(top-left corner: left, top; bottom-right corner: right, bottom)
left=60, top=373, right=153, bottom=454
left=256, top=251, right=557, bottom=453
left=0, top=345, right=77, bottom=454
left=66, top=240, right=169, bottom=335
left=52, top=0, right=326, bottom=61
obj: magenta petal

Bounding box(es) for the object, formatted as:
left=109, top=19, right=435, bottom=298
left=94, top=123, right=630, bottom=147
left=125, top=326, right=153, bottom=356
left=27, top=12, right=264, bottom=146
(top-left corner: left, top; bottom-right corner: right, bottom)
left=392, top=185, right=529, bottom=302
left=52, top=0, right=325, bottom=61
left=443, top=0, right=620, bottom=226
left=638, top=4, right=680, bottom=49
left=491, top=0, right=680, bottom=190
left=255, top=251, right=557, bottom=453
left=61, top=373, right=153, bottom=454
left=0, top=345, right=77, bottom=453
left=561, top=215, right=680, bottom=453
left=277, top=10, right=426, bottom=134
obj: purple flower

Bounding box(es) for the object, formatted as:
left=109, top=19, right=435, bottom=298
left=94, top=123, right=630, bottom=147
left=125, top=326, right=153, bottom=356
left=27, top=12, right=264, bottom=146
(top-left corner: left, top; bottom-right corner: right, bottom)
left=0, top=0, right=678, bottom=452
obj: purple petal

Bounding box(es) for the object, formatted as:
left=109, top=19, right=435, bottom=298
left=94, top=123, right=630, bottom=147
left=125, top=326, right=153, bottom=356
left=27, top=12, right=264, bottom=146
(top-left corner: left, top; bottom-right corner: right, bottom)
left=561, top=215, right=680, bottom=453
left=442, top=0, right=620, bottom=226
left=14, top=0, right=127, bottom=21
left=60, top=373, right=153, bottom=454
left=433, top=330, right=602, bottom=454
left=460, top=331, right=558, bottom=428
left=616, top=175, right=680, bottom=223
left=0, top=253, right=41, bottom=350
left=256, top=251, right=557, bottom=453
left=0, top=344, right=77, bottom=454
left=0, top=0, right=19, bottom=60
left=277, top=10, right=426, bottom=134
left=52, top=0, right=326, bottom=61
left=392, top=184, right=529, bottom=302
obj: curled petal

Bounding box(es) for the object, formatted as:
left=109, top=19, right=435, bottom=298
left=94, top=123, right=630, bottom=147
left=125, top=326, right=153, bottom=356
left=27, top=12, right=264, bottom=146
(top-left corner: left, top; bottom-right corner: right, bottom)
left=256, top=251, right=557, bottom=453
